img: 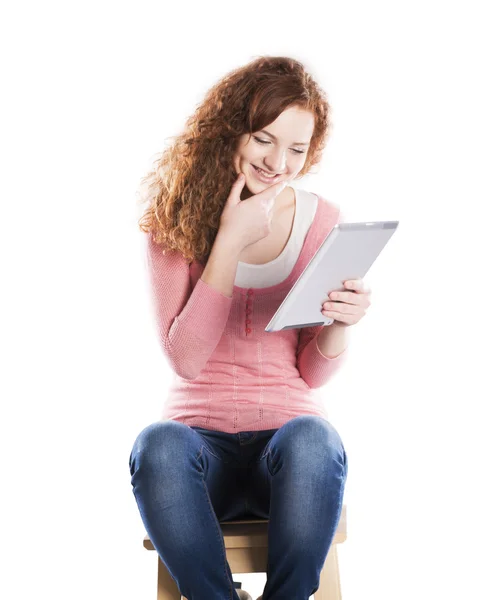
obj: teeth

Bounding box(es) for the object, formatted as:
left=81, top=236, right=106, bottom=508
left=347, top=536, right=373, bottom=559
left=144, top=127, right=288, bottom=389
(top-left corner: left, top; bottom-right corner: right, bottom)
left=255, top=166, right=276, bottom=178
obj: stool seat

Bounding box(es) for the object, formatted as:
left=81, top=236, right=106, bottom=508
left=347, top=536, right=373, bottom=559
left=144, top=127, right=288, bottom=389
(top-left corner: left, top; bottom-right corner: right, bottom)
left=143, top=505, right=347, bottom=600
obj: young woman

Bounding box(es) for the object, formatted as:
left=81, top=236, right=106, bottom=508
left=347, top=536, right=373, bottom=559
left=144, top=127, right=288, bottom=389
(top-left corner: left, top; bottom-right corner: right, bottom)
left=129, top=56, right=371, bottom=600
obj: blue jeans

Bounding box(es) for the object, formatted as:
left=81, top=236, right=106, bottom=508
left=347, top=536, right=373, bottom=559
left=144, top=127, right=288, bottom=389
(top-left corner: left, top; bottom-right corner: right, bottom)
left=129, top=415, right=348, bottom=600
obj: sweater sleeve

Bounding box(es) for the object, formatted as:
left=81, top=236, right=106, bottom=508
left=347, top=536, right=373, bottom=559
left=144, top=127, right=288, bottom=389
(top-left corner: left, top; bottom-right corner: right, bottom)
left=296, top=326, right=348, bottom=388
left=145, top=233, right=233, bottom=380
left=295, top=206, right=348, bottom=388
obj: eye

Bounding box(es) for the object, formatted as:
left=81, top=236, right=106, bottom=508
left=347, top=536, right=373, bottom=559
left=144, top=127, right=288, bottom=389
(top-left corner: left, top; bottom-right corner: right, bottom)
left=253, top=136, right=305, bottom=155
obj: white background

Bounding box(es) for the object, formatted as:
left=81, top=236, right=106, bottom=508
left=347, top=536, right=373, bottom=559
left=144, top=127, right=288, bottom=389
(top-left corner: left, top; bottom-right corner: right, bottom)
left=1, top=1, right=494, bottom=599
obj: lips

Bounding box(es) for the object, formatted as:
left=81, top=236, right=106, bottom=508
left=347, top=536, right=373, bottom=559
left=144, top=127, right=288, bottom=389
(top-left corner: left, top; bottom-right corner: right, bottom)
left=254, top=166, right=279, bottom=177
left=250, top=164, right=282, bottom=183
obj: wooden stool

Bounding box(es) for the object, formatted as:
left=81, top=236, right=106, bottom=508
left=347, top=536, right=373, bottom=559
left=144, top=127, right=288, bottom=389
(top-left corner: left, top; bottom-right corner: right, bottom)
left=143, top=504, right=347, bottom=600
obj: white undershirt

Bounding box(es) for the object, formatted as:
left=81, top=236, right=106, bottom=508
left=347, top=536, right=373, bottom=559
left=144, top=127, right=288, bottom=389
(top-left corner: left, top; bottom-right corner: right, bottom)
left=234, top=186, right=318, bottom=288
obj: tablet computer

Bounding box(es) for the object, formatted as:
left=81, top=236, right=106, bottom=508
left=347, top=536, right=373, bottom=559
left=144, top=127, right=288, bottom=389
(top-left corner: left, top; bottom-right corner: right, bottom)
left=265, top=221, right=399, bottom=332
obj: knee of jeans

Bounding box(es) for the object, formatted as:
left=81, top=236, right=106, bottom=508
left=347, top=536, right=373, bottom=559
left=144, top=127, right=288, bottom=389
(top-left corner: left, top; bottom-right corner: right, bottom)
left=282, top=415, right=347, bottom=468
left=128, top=420, right=189, bottom=474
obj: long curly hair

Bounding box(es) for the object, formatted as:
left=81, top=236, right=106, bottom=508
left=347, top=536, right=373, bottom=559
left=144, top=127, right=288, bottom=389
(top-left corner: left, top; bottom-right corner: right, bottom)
left=137, top=55, right=332, bottom=266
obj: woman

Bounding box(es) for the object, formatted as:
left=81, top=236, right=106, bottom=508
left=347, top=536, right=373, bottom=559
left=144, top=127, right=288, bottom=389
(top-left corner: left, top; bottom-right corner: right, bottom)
left=129, top=56, right=371, bottom=600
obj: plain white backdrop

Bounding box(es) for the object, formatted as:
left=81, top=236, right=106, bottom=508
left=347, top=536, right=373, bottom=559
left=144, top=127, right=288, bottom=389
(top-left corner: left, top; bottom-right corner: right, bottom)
left=1, top=1, right=494, bottom=599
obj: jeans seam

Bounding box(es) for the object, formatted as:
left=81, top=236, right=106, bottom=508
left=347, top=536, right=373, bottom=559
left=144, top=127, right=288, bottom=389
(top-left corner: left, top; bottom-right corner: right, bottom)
left=199, top=456, right=237, bottom=599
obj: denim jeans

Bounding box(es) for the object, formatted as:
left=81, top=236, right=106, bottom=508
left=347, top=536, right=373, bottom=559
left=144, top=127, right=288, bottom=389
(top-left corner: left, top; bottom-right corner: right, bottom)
left=129, top=414, right=348, bottom=600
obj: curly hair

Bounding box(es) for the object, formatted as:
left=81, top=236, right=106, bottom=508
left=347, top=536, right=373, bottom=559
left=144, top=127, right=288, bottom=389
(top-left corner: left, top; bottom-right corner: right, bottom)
left=137, top=55, right=332, bottom=266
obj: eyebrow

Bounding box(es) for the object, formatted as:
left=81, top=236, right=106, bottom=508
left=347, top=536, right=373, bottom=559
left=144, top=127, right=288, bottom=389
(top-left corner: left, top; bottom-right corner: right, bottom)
left=258, top=129, right=310, bottom=146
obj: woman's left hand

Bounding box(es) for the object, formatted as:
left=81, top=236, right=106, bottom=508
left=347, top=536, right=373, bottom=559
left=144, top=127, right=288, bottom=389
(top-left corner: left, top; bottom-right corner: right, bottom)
left=321, top=278, right=372, bottom=327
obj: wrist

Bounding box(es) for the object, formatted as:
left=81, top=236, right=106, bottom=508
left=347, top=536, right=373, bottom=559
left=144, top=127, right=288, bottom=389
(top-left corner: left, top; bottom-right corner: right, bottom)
left=215, top=230, right=244, bottom=256
left=316, top=321, right=349, bottom=358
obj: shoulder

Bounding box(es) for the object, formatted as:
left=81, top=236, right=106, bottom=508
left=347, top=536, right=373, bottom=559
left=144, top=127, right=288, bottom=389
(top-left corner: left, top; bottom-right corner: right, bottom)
left=144, top=232, right=191, bottom=274
left=308, top=191, right=344, bottom=225
left=295, top=186, right=342, bottom=215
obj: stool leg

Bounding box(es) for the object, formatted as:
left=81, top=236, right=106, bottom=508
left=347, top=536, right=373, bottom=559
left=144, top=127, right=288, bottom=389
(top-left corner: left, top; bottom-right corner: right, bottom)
left=315, top=545, right=342, bottom=600
left=157, top=556, right=182, bottom=600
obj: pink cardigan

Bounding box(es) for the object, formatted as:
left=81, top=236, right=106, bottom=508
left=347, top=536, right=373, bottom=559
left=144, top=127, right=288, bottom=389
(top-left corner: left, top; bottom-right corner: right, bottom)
left=146, top=194, right=348, bottom=433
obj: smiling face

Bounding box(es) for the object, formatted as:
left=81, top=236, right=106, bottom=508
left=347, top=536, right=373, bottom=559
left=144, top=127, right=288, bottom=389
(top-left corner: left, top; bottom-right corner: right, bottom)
left=233, top=105, right=314, bottom=200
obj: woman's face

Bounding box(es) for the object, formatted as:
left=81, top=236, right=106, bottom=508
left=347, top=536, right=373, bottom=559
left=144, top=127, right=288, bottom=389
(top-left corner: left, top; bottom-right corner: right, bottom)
left=233, top=105, right=314, bottom=196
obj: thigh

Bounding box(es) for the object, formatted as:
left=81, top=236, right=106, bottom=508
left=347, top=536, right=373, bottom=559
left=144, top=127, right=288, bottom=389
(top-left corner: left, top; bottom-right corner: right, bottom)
left=244, top=415, right=348, bottom=519
left=129, top=420, right=247, bottom=522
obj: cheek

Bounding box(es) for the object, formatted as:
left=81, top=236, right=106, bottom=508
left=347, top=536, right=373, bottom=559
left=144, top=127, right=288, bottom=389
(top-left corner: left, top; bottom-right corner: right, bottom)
left=239, top=146, right=258, bottom=163
left=294, top=156, right=307, bottom=172
left=289, top=160, right=304, bottom=174
left=233, top=145, right=252, bottom=171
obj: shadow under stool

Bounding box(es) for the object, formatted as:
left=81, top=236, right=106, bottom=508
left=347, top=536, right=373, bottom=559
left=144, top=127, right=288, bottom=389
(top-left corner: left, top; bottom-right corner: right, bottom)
left=143, top=504, right=347, bottom=600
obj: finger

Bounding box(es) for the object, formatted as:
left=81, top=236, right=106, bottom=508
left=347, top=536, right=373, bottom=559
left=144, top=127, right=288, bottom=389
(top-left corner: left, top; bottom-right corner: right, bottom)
left=259, top=180, right=288, bottom=203
left=236, top=173, right=245, bottom=187
left=227, top=173, right=246, bottom=204
left=329, top=291, right=361, bottom=305
left=233, top=172, right=245, bottom=190
left=345, top=279, right=371, bottom=294
left=323, top=298, right=361, bottom=314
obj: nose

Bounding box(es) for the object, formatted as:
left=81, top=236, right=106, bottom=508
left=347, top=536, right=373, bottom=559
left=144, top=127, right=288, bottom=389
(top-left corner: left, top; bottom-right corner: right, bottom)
left=263, top=148, right=287, bottom=174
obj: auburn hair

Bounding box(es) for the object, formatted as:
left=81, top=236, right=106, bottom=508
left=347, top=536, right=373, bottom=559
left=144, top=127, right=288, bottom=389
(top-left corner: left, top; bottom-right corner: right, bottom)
left=137, top=55, right=332, bottom=266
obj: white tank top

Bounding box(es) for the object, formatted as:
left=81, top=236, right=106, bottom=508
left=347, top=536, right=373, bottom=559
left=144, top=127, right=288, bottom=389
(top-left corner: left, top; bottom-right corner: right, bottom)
left=234, top=186, right=318, bottom=288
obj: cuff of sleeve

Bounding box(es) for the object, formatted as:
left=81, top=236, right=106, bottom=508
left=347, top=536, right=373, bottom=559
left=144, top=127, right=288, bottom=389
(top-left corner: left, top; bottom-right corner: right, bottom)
left=177, top=277, right=233, bottom=340
left=297, top=334, right=348, bottom=389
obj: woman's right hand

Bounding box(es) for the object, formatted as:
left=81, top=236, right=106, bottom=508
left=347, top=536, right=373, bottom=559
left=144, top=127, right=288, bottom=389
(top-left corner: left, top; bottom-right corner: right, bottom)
left=219, top=173, right=288, bottom=251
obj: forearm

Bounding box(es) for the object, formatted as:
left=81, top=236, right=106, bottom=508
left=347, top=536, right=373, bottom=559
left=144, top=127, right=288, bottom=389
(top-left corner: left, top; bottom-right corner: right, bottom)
left=147, top=232, right=234, bottom=380
left=200, top=231, right=243, bottom=298
left=316, top=322, right=349, bottom=358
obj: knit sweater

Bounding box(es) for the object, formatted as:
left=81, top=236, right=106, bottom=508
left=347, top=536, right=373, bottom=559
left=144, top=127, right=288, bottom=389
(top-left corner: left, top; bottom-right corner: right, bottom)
left=145, top=192, right=348, bottom=434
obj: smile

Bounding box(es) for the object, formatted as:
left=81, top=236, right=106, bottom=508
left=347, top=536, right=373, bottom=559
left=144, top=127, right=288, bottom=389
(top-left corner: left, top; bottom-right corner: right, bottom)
left=251, top=164, right=283, bottom=183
